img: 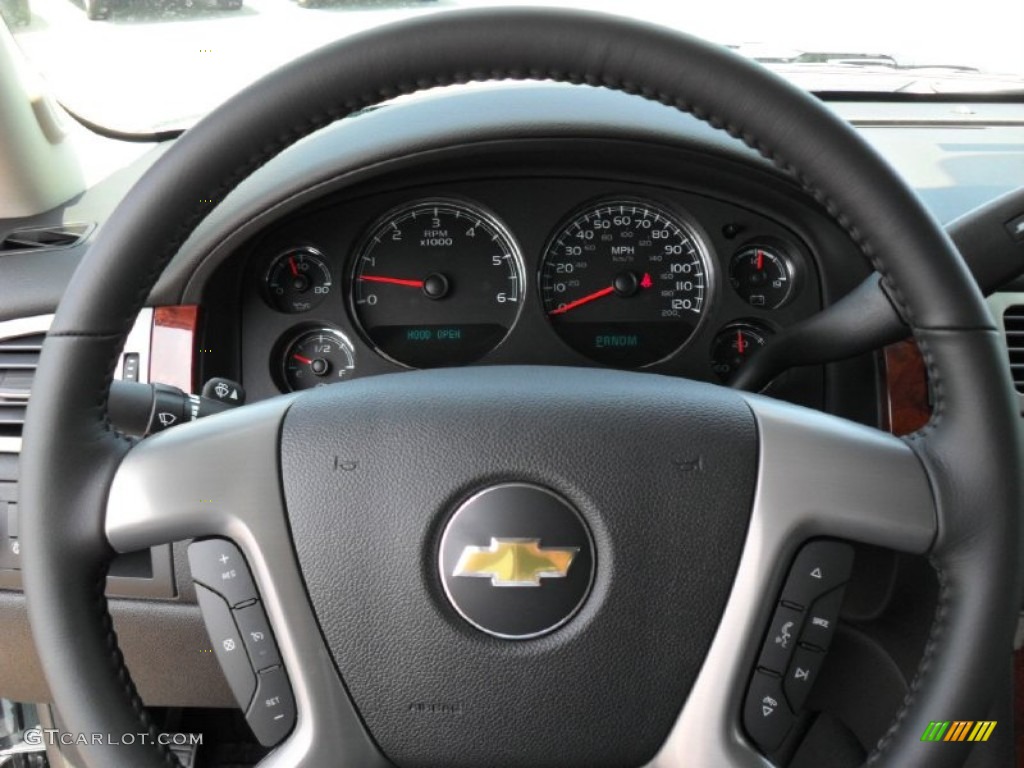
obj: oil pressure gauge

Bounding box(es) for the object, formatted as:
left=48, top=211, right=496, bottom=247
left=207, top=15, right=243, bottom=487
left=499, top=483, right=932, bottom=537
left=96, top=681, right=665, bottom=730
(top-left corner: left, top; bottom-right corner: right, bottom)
left=265, top=246, right=333, bottom=314
left=728, top=244, right=794, bottom=309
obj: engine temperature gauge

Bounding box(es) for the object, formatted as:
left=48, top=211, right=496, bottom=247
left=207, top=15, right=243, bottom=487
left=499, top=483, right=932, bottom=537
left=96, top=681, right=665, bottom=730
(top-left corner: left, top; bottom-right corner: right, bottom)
left=728, top=244, right=794, bottom=309
left=280, top=329, right=356, bottom=391
left=710, top=322, right=774, bottom=382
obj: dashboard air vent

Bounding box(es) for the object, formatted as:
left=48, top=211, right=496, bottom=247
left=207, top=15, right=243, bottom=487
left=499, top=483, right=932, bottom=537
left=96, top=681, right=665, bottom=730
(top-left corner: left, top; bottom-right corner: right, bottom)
left=1003, top=305, right=1024, bottom=393
left=0, top=333, right=44, bottom=439
left=0, top=222, right=91, bottom=253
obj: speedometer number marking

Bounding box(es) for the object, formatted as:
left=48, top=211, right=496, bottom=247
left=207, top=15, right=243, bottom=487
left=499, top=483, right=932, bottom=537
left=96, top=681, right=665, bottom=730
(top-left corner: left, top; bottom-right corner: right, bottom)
left=540, top=200, right=713, bottom=367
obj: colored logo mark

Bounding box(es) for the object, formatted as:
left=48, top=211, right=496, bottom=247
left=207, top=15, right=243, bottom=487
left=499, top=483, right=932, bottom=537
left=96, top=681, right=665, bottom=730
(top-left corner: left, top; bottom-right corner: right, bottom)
left=454, top=538, right=577, bottom=587
left=921, top=721, right=996, bottom=743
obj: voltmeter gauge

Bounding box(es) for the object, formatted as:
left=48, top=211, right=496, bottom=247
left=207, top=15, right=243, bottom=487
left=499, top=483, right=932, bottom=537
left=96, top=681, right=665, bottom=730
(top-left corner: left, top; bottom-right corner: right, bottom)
left=710, top=321, right=774, bottom=382
left=728, top=244, right=794, bottom=309
left=265, top=247, right=333, bottom=314
left=280, top=329, right=356, bottom=391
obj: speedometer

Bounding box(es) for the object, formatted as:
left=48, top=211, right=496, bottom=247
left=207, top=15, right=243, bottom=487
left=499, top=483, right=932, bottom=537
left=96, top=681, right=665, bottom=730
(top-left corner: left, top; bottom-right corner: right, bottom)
left=539, top=199, right=713, bottom=367
left=350, top=199, right=524, bottom=368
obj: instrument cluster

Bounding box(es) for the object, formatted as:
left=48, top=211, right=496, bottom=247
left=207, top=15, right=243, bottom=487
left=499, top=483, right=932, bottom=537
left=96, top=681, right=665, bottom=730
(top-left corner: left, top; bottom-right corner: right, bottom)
left=241, top=181, right=820, bottom=396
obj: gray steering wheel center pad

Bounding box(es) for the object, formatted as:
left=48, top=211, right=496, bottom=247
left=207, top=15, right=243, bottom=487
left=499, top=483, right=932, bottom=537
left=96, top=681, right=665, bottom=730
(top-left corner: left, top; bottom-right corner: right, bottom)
left=18, top=8, right=1022, bottom=768
left=281, top=367, right=757, bottom=767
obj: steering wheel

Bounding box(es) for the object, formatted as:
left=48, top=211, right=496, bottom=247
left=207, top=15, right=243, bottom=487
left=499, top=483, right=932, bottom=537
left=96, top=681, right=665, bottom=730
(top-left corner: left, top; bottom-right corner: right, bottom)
left=19, top=8, right=1022, bottom=768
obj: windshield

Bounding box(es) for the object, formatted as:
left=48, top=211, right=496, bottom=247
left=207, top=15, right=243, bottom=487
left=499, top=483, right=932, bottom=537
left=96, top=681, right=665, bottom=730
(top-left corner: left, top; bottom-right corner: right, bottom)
left=3, top=0, right=1024, bottom=132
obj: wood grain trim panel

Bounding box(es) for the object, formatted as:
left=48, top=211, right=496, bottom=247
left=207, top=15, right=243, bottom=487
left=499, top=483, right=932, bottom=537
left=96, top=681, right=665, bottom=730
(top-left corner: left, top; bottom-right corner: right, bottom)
left=150, top=306, right=198, bottom=394
left=882, top=338, right=931, bottom=436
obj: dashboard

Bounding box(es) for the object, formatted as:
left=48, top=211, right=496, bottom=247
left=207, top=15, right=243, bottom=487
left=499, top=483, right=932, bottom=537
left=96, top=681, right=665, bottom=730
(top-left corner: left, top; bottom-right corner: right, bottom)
left=188, top=86, right=886, bottom=417
left=235, top=179, right=823, bottom=399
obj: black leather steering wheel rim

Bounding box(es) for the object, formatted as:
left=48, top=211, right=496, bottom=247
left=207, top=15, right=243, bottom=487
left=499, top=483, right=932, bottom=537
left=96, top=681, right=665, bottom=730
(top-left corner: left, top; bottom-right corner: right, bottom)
left=19, top=8, right=1022, bottom=768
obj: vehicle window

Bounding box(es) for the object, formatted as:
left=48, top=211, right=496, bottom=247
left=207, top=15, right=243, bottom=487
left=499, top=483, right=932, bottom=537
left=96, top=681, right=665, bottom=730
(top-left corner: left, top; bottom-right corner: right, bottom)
left=2, top=0, right=1023, bottom=133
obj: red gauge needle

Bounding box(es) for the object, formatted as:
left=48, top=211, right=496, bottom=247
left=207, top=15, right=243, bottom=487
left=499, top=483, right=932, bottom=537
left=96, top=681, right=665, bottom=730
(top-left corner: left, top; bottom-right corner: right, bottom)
left=548, top=285, right=615, bottom=316
left=755, top=250, right=764, bottom=271
left=358, top=275, right=425, bottom=288
left=288, top=256, right=299, bottom=277
left=293, top=354, right=313, bottom=365
left=736, top=330, right=747, bottom=355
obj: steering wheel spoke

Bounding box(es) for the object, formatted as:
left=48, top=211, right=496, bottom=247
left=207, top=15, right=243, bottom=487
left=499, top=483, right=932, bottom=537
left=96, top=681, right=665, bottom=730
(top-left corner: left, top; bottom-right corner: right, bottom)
left=650, top=397, right=936, bottom=767
left=106, top=396, right=295, bottom=552
left=106, top=396, right=387, bottom=767
left=740, top=395, right=936, bottom=554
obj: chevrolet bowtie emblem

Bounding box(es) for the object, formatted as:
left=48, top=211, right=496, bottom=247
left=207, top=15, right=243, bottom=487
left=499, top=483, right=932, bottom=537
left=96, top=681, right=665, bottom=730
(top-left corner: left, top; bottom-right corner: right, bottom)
left=453, top=538, right=578, bottom=587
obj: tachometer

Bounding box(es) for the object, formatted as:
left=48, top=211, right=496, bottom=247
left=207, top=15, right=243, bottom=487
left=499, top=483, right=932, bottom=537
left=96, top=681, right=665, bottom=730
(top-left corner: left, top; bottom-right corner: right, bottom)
left=350, top=200, right=524, bottom=368
left=539, top=199, right=713, bottom=367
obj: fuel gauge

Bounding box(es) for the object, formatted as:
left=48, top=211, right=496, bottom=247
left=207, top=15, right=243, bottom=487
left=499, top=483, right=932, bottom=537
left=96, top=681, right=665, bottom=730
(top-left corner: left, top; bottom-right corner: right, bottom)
left=280, top=329, right=356, bottom=391
left=710, top=321, right=774, bottom=382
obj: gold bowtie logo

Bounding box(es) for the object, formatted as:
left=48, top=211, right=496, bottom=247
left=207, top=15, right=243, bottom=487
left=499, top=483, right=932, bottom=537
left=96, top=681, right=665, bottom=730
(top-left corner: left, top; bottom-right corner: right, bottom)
left=454, top=538, right=578, bottom=587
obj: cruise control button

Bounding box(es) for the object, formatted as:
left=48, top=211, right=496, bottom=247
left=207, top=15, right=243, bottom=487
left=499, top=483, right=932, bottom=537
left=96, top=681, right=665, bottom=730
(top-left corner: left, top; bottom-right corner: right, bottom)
left=743, top=670, right=794, bottom=754
left=757, top=603, right=803, bottom=674
left=799, top=587, right=844, bottom=651
left=234, top=602, right=281, bottom=671
left=195, top=584, right=256, bottom=710
left=784, top=645, right=825, bottom=712
left=188, top=538, right=258, bottom=607
left=246, top=666, right=296, bottom=747
left=780, top=541, right=854, bottom=609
